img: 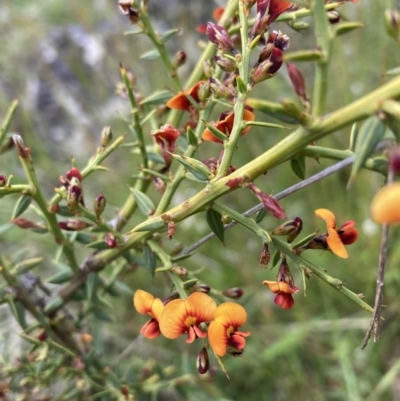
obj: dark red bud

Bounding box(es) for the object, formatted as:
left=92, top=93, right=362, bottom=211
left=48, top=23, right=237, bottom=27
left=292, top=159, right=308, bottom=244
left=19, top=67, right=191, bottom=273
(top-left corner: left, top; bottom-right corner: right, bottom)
left=222, top=287, right=243, bottom=299
left=191, top=284, right=211, bottom=294
left=118, top=0, right=140, bottom=24
left=389, top=146, right=400, bottom=174
left=172, top=51, right=187, bottom=70
left=196, top=347, right=210, bottom=374
left=66, top=167, right=82, bottom=182
left=58, top=220, right=91, bottom=231
left=94, top=195, right=106, bottom=217
left=12, top=218, right=41, bottom=229
left=0, top=175, right=6, bottom=187
left=248, top=183, right=286, bottom=219
left=206, top=23, right=235, bottom=53
left=38, top=331, right=47, bottom=342
left=327, top=11, right=340, bottom=24
left=153, top=177, right=166, bottom=193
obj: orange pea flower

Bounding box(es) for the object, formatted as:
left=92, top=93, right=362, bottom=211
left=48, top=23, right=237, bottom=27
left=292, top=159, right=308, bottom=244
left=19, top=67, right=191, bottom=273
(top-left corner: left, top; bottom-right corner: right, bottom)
left=370, top=183, right=400, bottom=224
left=315, top=208, right=358, bottom=259
left=159, top=292, right=216, bottom=343
left=152, top=124, right=181, bottom=166
left=133, top=290, right=164, bottom=339
left=166, top=81, right=206, bottom=111
left=262, top=280, right=300, bottom=309
left=201, top=108, right=256, bottom=143
left=208, top=302, right=250, bottom=357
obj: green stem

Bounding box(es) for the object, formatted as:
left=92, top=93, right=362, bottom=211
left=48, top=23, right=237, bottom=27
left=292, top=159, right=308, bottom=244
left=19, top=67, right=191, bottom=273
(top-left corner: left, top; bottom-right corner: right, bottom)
left=272, top=238, right=374, bottom=314
left=15, top=139, right=79, bottom=271
left=0, top=99, right=18, bottom=147
left=216, top=0, right=251, bottom=178
left=0, top=184, right=32, bottom=197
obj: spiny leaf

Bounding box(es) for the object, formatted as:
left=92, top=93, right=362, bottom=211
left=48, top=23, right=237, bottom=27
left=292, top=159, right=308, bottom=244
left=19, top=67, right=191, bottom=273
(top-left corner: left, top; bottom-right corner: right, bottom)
left=206, top=209, right=225, bottom=245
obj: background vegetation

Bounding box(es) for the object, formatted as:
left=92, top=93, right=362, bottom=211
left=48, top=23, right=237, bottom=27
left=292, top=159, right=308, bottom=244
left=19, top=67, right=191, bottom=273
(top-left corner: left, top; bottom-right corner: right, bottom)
left=1, top=0, right=400, bottom=400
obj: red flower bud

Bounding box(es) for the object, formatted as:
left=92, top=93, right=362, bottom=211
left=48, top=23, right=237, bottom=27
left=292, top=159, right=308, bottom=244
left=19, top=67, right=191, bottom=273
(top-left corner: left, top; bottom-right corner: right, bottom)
left=287, top=63, right=307, bottom=101
left=94, top=195, right=106, bottom=218
left=66, top=167, right=82, bottom=183
left=206, top=23, right=235, bottom=53
left=248, top=183, right=286, bottom=219
left=0, top=175, right=6, bottom=187
left=58, top=219, right=91, bottom=231
left=191, top=284, right=211, bottom=294
left=105, top=232, right=117, bottom=248
left=222, top=287, right=244, bottom=299
left=118, top=0, right=140, bottom=24
left=197, top=347, right=210, bottom=375
left=172, top=51, right=187, bottom=70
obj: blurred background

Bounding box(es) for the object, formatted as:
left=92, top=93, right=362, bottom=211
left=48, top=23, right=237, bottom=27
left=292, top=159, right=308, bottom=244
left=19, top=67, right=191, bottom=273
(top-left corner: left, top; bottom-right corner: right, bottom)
left=1, top=0, right=400, bottom=400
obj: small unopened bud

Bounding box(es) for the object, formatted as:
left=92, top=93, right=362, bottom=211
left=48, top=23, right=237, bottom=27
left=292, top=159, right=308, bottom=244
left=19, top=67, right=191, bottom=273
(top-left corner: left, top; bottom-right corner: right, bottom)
left=206, top=23, right=235, bottom=53
left=209, top=78, right=234, bottom=100
left=197, top=81, right=211, bottom=103
left=66, top=167, right=82, bottom=183
left=0, top=175, right=6, bottom=187
left=389, top=147, right=400, bottom=174
left=50, top=204, right=60, bottom=214
left=94, top=195, right=106, bottom=218
left=222, top=287, right=243, bottom=299
left=120, top=385, right=129, bottom=397
left=385, top=9, right=400, bottom=42
left=153, top=177, right=166, bottom=193
left=81, top=333, right=93, bottom=344
left=118, top=0, right=140, bottom=24
left=38, top=331, right=47, bottom=342
left=12, top=218, right=40, bottom=229
left=58, top=219, right=91, bottom=231
left=67, top=185, right=84, bottom=210
left=172, top=51, right=187, bottom=70
left=248, top=183, right=286, bottom=219
left=171, top=266, right=188, bottom=277
left=192, top=284, right=211, bottom=294
left=101, top=126, right=113, bottom=148
left=259, top=243, right=270, bottom=267
left=289, top=20, right=310, bottom=31
left=287, top=63, right=307, bottom=101
left=167, top=221, right=176, bottom=239
left=214, top=55, right=237, bottom=73
left=13, top=135, right=30, bottom=158
left=203, top=59, right=213, bottom=78
left=257, top=43, right=274, bottom=64
left=327, top=11, right=340, bottom=24
left=105, top=232, right=117, bottom=248
left=271, top=217, right=303, bottom=243
left=197, top=347, right=210, bottom=375
left=221, top=213, right=232, bottom=224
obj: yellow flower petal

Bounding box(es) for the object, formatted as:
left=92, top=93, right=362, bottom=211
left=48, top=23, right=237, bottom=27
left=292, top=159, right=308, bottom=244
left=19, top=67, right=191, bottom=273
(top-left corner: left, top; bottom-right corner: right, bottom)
left=213, top=302, right=247, bottom=327
left=151, top=298, right=164, bottom=321
left=327, top=227, right=348, bottom=259
left=315, top=208, right=337, bottom=229
left=185, top=292, right=217, bottom=323
left=159, top=299, right=187, bottom=339
left=370, top=183, right=400, bottom=224
left=133, top=290, right=155, bottom=316
left=262, top=280, right=280, bottom=293
left=208, top=320, right=228, bottom=357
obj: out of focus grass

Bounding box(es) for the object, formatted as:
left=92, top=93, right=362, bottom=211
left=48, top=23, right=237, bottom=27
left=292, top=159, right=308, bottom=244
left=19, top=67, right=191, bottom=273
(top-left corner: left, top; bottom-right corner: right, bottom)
left=1, top=0, right=400, bottom=400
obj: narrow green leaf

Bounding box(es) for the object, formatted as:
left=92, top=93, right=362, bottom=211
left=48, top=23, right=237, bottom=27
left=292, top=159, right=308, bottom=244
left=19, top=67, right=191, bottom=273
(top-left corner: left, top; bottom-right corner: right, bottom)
left=170, top=154, right=212, bottom=181
left=74, top=232, right=95, bottom=245
left=206, top=209, right=225, bottom=245
left=124, top=29, right=143, bottom=36
left=349, top=123, right=358, bottom=152
left=46, top=271, right=74, bottom=284
left=185, top=172, right=208, bottom=183
left=56, top=206, right=75, bottom=217
left=182, top=279, right=198, bottom=289
left=127, top=218, right=166, bottom=233
left=9, top=300, right=27, bottom=329
left=202, top=121, right=228, bottom=142
left=291, top=231, right=318, bottom=250
left=161, top=28, right=181, bottom=43
left=255, top=208, right=267, bottom=224
left=140, top=49, right=160, bottom=60
left=186, top=126, right=198, bottom=146
left=14, top=257, right=44, bottom=274
left=283, top=50, right=323, bottom=62
left=128, top=188, right=155, bottom=216
left=87, top=273, right=97, bottom=301
left=140, top=90, right=173, bottom=107
left=334, top=22, right=363, bottom=37
left=86, top=240, right=110, bottom=250
left=147, top=151, right=166, bottom=165
left=290, top=156, right=306, bottom=180
left=44, top=296, right=64, bottom=313
left=92, top=306, right=113, bottom=322
left=143, top=244, right=157, bottom=278
left=0, top=223, right=13, bottom=235
left=246, top=98, right=300, bottom=124
left=271, top=249, right=281, bottom=268
left=348, top=117, right=386, bottom=188
left=12, top=195, right=32, bottom=219
left=171, top=253, right=194, bottom=262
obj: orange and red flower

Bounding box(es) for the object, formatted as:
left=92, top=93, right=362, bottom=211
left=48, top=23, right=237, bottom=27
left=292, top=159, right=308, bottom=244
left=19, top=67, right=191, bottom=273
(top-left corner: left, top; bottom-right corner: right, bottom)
left=159, top=292, right=216, bottom=343
left=133, top=290, right=164, bottom=339
left=208, top=302, right=250, bottom=357
left=166, top=81, right=206, bottom=112
left=315, top=208, right=358, bottom=259
left=201, top=108, right=255, bottom=143
left=262, top=280, right=299, bottom=309
left=370, top=183, right=400, bottom=224
left=152, top=124, right=181, bottom=166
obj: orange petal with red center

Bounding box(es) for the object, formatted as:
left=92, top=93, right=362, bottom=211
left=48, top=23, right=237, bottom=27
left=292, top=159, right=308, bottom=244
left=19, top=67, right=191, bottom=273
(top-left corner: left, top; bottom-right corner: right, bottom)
left=208, top=320, right=228, bottom=357
left=140, top=319, right=161, bottom=339
left=185, top=292, right=217, bottom=323
left=133, top=290, right=155, bottom=316
left=370, top=183, right=400, bottom=224
left=166, top=81, right=204, bottom=111
left=315, top=208, right=336, bottom=229
left=268, top=0, right=293, bottom=24
left=213, top=302, right=247, bottom=327
left=159, top=299, right=187, bottom=339
left=327, top=227, right=348, bottom=258
left=274, top=293, right=294, bottom=309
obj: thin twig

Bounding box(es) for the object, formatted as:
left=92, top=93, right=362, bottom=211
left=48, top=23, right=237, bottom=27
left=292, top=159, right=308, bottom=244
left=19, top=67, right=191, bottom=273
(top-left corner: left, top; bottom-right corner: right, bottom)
left=361, top=168, right=394, bottom=349
left=180, top=156, right=355, bottom=255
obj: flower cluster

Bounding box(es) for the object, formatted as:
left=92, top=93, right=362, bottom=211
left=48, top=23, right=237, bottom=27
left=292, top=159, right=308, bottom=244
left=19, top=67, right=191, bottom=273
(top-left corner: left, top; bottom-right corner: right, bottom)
left=133, top=290, right=250, bottom=367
